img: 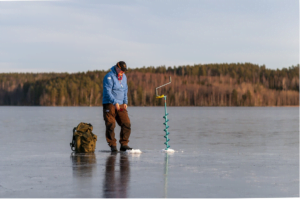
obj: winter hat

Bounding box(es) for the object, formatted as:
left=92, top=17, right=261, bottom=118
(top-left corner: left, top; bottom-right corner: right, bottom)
left=117, top=61, right=128, bottom=72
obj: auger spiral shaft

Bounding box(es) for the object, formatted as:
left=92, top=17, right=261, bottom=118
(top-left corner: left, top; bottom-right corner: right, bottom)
left=163, top=96, right=170, bottom=150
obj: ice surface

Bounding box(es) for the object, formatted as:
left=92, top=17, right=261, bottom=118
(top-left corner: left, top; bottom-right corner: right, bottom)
left=0, top=107, right=298, bottom=198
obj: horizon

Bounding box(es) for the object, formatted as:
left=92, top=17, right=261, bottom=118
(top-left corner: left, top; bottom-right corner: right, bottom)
left=0, top=62, right=299, bottom=74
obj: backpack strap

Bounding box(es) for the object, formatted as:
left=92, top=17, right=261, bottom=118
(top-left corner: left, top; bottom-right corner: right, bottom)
left=70, top=127, right=77, bottom=151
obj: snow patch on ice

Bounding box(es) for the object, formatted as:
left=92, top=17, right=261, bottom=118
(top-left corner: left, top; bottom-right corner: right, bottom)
left=126, top=149, right=142, bottom=154
left=161, top=148, right=175, bottom=153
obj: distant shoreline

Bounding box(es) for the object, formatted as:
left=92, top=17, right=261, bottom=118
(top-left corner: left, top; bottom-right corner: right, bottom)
left=0, top=63, right=298, bottom=107
left=0, top=105, right=298, bottom=107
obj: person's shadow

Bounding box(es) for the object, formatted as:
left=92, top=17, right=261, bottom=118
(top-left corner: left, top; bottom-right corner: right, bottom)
left=103, top=152, right=130, bottom=198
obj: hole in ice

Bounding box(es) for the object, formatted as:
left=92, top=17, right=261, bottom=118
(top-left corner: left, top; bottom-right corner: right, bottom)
left=161, top=148, right=175, bottom=153
left=126, top=149, right=142, bottom=154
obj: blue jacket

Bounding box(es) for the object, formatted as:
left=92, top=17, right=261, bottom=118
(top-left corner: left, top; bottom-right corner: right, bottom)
left=102, top=66, right=128, bottom=105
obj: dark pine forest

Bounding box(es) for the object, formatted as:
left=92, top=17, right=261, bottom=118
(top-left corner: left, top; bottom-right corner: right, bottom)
left=0, top=63, right=299, bottom=106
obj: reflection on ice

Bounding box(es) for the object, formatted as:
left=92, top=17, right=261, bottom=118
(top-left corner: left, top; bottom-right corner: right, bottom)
left=71, top=153, right=96, bottom=178
left=103, top=153, right=130, bottom=198
left=164, top=153, right=169, bottom=198
left=71, top=153, right=98, bottom=197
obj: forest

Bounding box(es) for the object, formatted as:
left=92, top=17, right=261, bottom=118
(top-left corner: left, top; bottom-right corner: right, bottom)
left=0, top=63, right=299, bottom=106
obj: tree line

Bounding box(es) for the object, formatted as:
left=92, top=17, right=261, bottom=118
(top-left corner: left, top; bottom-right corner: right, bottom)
left=0, top=63, right=298, bottom=106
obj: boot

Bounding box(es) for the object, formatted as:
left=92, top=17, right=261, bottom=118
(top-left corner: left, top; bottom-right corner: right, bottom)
left=120, top=145, right=132, bottom=151
left=111, top=146, right=118, bottom=152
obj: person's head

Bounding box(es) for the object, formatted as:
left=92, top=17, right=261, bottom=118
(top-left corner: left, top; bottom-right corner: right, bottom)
left=116, top=61, right=127, bottom=74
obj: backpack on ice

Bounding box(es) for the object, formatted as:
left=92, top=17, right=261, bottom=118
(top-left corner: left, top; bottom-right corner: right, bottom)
left=70, top=122, right=97, bottom=153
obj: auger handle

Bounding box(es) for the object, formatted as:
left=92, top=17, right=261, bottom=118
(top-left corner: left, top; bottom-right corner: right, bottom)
left=156, top=76, right=172, bottom=97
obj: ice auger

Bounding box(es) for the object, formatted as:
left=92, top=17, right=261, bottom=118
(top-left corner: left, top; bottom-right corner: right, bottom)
left=156, top=76, right=172, bottom=150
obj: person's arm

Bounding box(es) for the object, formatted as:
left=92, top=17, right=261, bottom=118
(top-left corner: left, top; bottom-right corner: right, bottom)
left=123, top=86, right=128, bottom=110
left=103, top=75, right=117, bottom=105
left=123, top=76, right=128, bottom=105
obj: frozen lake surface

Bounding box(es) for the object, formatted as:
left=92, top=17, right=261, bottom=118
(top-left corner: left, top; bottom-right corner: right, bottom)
left=0, top=106, right=298, bottom=197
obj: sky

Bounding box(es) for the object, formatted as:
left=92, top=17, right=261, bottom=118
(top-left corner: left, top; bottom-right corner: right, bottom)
left=0, top=0, right=299, bottom=73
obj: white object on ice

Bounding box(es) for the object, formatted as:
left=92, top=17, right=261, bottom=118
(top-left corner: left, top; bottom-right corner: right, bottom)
left=161, top=148, right=175, bottom=153
left=126, top=149, right=142, bottom=154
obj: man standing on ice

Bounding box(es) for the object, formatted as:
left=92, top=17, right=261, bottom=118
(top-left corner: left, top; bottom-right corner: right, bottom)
left=102, top=61, right=132, bottom=152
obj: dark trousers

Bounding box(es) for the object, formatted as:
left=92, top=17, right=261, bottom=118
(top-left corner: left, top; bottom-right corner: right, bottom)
left=103, top=104, right=131, bottom=147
